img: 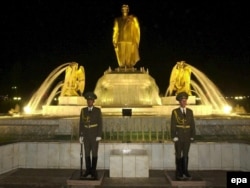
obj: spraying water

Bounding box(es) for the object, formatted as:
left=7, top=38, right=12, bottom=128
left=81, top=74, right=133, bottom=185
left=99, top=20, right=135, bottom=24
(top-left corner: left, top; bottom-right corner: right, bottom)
left=24, top=63, right=70, bottom=114
left=190, top=65, right=229, bottom=113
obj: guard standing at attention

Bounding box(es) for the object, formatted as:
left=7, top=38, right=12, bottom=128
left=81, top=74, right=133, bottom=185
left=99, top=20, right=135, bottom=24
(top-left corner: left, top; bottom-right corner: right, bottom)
left=171, top=92, right=195, bottom=180
left=79, top=92, right=103, bottom=179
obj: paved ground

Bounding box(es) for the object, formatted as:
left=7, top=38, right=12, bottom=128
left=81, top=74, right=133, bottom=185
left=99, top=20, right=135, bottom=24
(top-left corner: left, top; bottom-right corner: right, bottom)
left=0, top=168, right=227, bottom=188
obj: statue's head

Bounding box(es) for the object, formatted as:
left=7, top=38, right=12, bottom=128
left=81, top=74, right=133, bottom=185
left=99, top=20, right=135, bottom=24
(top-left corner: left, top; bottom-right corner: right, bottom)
left=121, top=4, right=129, bottom=13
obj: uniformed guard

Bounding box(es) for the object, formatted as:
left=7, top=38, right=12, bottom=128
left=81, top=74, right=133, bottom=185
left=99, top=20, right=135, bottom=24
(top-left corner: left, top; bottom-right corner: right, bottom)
left=171, top=92, right=195, bottom=180
left=79, top=92, right=103, bottom=179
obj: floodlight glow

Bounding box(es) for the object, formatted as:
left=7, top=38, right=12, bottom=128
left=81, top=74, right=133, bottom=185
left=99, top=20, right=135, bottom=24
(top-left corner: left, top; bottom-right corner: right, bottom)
left=13, top=96, right=22, bottom=101
left=24, top=106, right=32, bottom=114
left=223, top=105, right=232, bottom=114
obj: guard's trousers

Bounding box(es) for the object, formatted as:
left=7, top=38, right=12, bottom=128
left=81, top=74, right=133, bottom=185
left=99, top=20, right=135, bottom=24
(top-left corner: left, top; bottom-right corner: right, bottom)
left=84, top=136, right=99, bottom=157
left=174, top=139, right=191, bottom=159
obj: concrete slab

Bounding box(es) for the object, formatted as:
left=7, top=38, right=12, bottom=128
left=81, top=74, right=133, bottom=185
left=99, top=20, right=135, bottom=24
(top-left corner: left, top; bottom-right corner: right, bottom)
left=165, top=170, right=208, bottom=187
left=67, top=170, right=104, bottom=187
left=0, top=168, right=228, bottom=187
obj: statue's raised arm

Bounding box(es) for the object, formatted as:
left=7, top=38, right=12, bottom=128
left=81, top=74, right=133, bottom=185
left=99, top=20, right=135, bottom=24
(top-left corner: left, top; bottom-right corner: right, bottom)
left=112, top=4, right=140, bottom=68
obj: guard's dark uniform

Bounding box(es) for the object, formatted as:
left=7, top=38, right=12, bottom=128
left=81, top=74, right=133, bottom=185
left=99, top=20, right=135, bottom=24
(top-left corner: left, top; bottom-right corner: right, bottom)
left=171, top=92, right=195, bottom=180
left=79, top=92, right=103, bottom=179
left=79, top=106, right=103, bottom=157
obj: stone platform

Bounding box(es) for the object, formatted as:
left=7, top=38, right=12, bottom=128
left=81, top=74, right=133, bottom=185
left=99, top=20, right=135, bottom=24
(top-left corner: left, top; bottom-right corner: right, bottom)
left=0, top=168, right=228, bottom=187
left=164, top=170, right=207, bottom=187
left=67, top=170, right=104, bottom=187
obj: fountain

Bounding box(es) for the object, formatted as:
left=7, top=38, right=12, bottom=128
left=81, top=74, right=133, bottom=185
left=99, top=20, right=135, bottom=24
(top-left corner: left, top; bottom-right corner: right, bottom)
left=163, top=61, right=231, bottom=114
left=22, top=60, right=231, bottom=117
left=24, top=63, right=70, bottom=114
left=24, top=62, right=86, bottom=116
left=22, top=60, right=230, bottom=116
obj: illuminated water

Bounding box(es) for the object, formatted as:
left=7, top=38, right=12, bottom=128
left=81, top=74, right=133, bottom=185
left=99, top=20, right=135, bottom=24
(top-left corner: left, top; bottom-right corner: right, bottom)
left=24, top=62, right=230, bottom=115
left=24, top=63, right=70, bottom=114
left=190, top=65, right=229, bottom=113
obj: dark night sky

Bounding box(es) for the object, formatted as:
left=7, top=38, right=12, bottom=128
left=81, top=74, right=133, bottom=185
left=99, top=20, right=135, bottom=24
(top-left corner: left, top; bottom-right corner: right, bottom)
left=1, top=0, right=250, bottom=100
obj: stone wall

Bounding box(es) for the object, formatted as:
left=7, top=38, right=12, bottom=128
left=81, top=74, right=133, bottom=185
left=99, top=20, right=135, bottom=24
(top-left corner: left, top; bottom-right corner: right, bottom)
left=0, top=142, right=249, bottom=175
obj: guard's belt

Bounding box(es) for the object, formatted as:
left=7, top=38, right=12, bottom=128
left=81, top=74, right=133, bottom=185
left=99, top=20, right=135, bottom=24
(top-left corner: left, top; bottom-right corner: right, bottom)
left=84, top=124, right=98, bottom=128
left=176, top=125, right=190, bottom=128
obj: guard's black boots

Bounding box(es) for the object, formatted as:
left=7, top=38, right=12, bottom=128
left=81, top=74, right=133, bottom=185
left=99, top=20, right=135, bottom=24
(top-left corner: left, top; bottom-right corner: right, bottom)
left=91, top=157, right=98, bottom=179
left=175, top=158, right=184, bottom=180
left=182, top=157, right=192, bottom=179
left=83, top=156, right=91, bottom=177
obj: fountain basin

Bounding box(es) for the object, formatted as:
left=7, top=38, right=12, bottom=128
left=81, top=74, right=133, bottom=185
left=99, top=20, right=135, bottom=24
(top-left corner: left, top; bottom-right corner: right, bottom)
left=110, top=149, right=149, bottom=177
left=42, top=105, right=213, bottom=116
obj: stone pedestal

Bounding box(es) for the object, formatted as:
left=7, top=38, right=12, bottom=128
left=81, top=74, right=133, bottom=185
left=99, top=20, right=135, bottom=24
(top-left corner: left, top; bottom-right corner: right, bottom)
left=94, top=69, right=162, bottom=106
left=161, top=96, right=196, bottom=105
left=110, top=149, right=149, bottom=177
left=58, top=96, right=85, bottom=105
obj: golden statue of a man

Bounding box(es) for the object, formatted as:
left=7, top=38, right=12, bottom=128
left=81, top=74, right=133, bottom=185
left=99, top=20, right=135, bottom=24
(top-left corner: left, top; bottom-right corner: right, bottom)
left=167, top=61, right=192, bottom=96
left=112, top=4, right=140, bottom=68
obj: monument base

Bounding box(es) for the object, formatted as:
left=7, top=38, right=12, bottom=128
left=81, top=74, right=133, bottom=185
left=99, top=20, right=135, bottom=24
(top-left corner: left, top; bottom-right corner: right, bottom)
left=94, top=68, right=162, bottom=106
left=58, top=96, right=85, bottom=105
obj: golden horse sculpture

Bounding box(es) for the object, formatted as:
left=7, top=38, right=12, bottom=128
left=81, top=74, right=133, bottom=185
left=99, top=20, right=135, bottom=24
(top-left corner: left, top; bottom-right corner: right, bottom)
left=60, top=62, right=85, bottom=96
left=167, top=61, right=192, bottom=96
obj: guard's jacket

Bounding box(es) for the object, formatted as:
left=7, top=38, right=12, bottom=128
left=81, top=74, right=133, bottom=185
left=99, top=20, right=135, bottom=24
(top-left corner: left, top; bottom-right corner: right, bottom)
left=79, top=106, right=103, bottom=140
left=171, top=107, right=195, bottom=141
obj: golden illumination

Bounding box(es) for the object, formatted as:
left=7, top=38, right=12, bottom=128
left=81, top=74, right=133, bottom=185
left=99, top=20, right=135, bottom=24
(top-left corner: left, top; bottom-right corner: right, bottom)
left=223, top=105, right=232, bottom=114
left=234, top=96, right=244, bottom=100
left=13, top=96, right=21, bottom=101
left=24, top=106, right=31, bottom=114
